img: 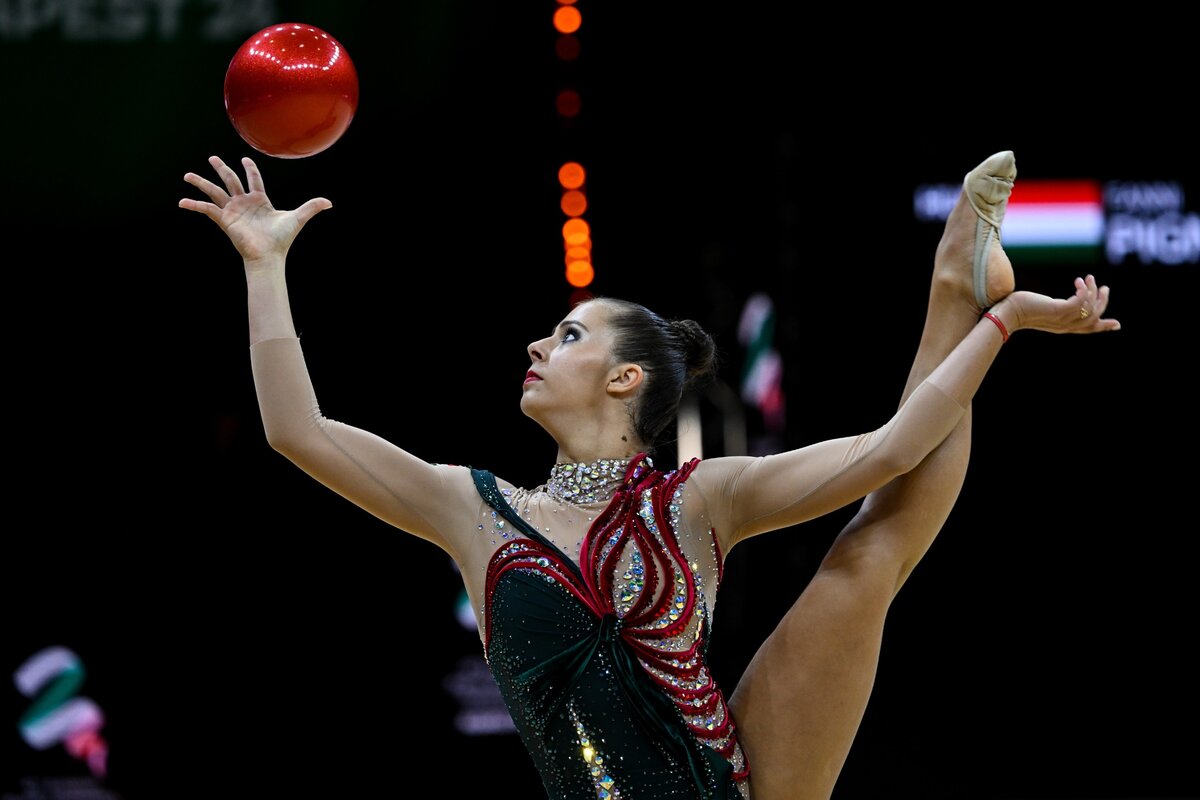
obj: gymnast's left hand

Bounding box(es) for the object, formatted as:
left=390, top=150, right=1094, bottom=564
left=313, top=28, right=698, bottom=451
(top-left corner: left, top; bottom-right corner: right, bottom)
left=993, top=274, right=1121, bottom=335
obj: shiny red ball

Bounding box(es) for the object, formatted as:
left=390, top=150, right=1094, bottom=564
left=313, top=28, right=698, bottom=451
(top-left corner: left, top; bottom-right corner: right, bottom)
left=224, top=22, right=359, bottom=159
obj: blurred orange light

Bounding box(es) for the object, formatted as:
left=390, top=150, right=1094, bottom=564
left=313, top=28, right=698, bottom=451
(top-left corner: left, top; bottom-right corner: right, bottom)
left=569, top=287, right=594, bottom=307
left=561, top=190, right=588, bottom=216
left=558, top=162, right=586, bottom=189
left=556, top=89, right=582, bottom=118
left=557, top=0, right=577, bottom=4
left=553, top=6, right=582, bottom=34
left=565, top=245, right=591, bottom=264
left=555, top=35, right=581, bottom=61
left=562, top=218, right=590, bottom=245
left=566, top=261, right=595, bottom=287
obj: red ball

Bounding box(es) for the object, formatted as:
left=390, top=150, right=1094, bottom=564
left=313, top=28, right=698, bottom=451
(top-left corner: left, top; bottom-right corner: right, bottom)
left=224, top=22, right=359, bottom=159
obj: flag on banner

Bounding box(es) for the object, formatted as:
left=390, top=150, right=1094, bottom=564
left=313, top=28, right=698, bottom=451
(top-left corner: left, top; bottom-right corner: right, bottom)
left=1002, top=180, right=1105, bottom=262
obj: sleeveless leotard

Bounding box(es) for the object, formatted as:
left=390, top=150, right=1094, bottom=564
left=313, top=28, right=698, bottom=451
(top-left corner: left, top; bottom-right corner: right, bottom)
left=474, top=455, right=747, bottom=799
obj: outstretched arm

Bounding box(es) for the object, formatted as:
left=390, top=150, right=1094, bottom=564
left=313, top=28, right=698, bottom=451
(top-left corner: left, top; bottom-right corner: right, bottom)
left=693, top=277, right=1119, bottom=549
left=179, top=156, right=479, bottom=559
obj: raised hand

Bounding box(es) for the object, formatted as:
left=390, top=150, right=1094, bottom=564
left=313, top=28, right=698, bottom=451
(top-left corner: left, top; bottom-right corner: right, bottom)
left=999, top=274, right=1121, bottom=335
left=178, top=155, right=331, bottom=266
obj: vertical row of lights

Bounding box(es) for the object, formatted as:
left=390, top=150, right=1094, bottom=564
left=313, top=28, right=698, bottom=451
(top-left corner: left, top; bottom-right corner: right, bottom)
left=553, top=1, right=593, bottom=305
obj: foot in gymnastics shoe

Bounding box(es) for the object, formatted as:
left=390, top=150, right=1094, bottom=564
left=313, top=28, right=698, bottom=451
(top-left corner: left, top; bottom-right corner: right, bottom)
left=935, top=151, right=1017, bottom=312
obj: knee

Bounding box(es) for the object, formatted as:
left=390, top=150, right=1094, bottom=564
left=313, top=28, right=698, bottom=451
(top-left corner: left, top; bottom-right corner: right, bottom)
left=820, top=512, right=916, bottom=600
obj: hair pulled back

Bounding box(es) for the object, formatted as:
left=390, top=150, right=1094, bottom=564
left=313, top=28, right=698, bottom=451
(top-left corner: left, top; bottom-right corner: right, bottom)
left=594, top=297, right=719, bottom=453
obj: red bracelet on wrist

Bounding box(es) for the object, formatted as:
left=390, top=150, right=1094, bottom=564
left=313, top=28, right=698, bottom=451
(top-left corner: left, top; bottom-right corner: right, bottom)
left=982, top=311, right=1009, bottom=343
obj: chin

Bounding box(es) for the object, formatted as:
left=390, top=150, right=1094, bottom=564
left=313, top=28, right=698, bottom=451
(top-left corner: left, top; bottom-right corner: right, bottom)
left=519, top=396, right=555, bottom=436
left=518, top=392, right=540, bottom=420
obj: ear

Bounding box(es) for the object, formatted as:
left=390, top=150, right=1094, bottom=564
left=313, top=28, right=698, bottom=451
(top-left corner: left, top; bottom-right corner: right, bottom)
left=606, top=363, right=643, bottom=398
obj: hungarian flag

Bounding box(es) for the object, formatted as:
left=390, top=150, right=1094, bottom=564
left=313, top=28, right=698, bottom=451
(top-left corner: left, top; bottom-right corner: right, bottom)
left=1001, top=180, right=1105, bottom=262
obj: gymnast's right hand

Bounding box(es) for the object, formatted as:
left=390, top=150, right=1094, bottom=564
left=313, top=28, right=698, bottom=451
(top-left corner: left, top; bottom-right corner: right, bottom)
left=178, top=155, right=332, bottom=267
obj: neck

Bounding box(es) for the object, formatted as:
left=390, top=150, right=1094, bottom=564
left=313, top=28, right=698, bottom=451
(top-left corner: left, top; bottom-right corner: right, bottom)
left=532, top=400, right=644, bottom=466
left=556, top=445, right=641, bottom=464
left=552, top=427, right=644, bottom=465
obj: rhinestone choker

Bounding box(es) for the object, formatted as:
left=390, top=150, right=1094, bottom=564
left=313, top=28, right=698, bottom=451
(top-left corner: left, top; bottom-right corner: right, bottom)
left=545, top=457, right=635, bottom=504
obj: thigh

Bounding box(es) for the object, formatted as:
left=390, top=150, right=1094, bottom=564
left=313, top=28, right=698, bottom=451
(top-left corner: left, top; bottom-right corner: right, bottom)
left=728, top=525, right=895, bottom=800
left=731, top=423, right=971, bottom=799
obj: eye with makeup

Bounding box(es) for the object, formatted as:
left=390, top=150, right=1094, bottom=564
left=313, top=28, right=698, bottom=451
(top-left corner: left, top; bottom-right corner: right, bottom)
left=560, top=326, right=581, bottom=344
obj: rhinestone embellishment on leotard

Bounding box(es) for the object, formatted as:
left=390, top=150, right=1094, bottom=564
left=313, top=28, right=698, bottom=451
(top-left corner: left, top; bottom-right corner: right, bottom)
left=569, top=703, right=622, bottom=799
left=546, top=458, right=633, bottom=504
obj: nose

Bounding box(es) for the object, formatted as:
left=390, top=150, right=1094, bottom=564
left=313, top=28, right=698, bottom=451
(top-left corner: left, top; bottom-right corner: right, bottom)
left=527, top=336, right=548, bottom=363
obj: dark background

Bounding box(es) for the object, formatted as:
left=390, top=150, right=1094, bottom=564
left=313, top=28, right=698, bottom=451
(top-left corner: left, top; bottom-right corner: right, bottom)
left=4, top=3, right=1197, bottom=798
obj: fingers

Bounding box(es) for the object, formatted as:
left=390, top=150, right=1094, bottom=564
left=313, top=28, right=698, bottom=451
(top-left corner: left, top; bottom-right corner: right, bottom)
left=208, top=155, right=246, bottom=196
left=294, top=197, right=333, bottom=226
left=242, top=156, right=266, bottom=195
left=1094, top=284, right=1111, bottom=317
left=180, top=154, right=272, bottom=216
left=179, top=155, right=329, bottom=233
left=177, top=197, right=221, bottom=218
left=1073, top=274, right=1097, bottom=321
left=1074, top=274, right=1121, bottom=333
left=179, top=155, right=246, bottom=208
left=181, top=170, right=230, bottom=206
left=1084, top=274, right=1098, bottom=318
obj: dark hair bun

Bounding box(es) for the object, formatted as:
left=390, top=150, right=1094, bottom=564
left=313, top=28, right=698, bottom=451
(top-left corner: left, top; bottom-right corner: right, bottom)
left=671, top=318, right=719, bottom=389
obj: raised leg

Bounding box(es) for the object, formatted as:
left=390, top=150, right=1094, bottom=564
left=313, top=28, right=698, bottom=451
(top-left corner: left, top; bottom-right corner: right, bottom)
left=728, top=153, right=1017, bottom=800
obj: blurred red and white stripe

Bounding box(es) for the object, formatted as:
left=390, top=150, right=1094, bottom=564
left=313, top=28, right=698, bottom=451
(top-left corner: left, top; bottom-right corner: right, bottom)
left=1002, top=180, right=1105, bottom=253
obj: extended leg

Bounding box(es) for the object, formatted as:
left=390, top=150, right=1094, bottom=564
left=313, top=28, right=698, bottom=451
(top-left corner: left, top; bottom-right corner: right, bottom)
left=728, top=153, right=1016, bottom=800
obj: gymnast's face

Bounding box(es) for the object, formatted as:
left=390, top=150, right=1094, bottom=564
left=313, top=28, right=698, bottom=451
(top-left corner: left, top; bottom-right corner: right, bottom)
left=520, top=300, right=622, bottom=423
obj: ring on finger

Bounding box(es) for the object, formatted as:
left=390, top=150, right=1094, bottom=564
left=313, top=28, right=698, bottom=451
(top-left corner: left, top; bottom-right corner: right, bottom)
left=1080, top=307, right=1091, bottom=319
